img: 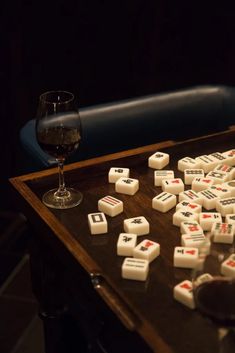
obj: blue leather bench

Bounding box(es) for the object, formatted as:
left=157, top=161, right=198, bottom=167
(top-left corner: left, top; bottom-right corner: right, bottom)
left=19, top=85, right=235, bottom=173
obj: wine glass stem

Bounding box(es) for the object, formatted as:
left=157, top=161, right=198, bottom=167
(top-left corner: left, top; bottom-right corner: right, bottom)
left=56, top=160, right=67, bottom=197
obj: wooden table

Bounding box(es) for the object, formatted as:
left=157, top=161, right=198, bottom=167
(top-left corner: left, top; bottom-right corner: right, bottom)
left=10, top=130, right=235, bottom=353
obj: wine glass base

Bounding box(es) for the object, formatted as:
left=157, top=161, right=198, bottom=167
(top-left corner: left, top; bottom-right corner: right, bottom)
left=42, top=188, right=83, bottom=209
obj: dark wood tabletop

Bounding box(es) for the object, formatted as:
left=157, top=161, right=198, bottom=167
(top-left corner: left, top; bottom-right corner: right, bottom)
left=10, top=130, right=235, bottom=353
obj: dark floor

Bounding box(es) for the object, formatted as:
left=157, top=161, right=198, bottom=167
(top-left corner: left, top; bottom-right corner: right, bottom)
left=0, top=212, right=45, bottom=353
left=0, top=254, right=45, bottom=353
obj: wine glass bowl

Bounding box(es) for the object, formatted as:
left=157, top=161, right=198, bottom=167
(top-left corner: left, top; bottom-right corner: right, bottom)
left=36, top=90, right=83, bottom=209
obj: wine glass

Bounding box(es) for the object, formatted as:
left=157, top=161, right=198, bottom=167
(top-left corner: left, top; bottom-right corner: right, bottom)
left=36, top=90, right=83, bottom=209
left=192, top=235, right=235, bottom=353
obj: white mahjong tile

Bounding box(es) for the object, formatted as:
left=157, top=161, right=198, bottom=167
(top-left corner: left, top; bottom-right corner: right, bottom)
left=195, top=155, right=217, bottom=173
left=206, top=170, right=228, bottom=184
left=108, top=167, right=130, bottom=183
left=222, top=149, right=235, bottom=166
left=178, top=189, right=203, bottom=205
left=173, top=210, right=199, bottom=227
left=117, top=233, right=137, bottom=256
left=209, top=152, right=228, bottom=166
left=178, top=157, right=200, bottom=172
left=225, top=214, right=235, bottom=224
left=148, top=151, right=169, bottom=169
left=211, top=222, right=235, bottom=244
left=208, top=184, right=231, bottom=199
left=98, top=195, right=123, bottom=217
left=162, top=178, right=184, bottom=195
left=122, top=257, right=149, bottom=281
left=198, top=212, right=222, bottom=231
left=191, top=177, right=214, bottom=192
left=221, top=254, right=235, bottom=277
left=184, top=169, right=204, bottom=185
left=115, top=177, right=139, bottom=195
left=124, top=216, right=149, bottom=236
left=88, top=212, right=108, bottom=235
left=176, top=201, right=202, bottom=213
left=181, top=233, right=206, bottom=248
left=194, top=273, right=213, bottom=287
left=213, top=164, right=235, bottom=181
left=133, top=239, right=160, bottom=263
left=216, top=197, right=235, bottom=216
left=180, top=220, right=203, bottom=235
left=197, top=189, right=219, bottom=210
left=173, top=280, right=195, bottom=309
left=152, top=192, right=176, bottom=213
left=173, top=247, right=199, bottom=268
left=223, top=180, right=235, bottom=196
left=154, top=170, right=174, bottom=186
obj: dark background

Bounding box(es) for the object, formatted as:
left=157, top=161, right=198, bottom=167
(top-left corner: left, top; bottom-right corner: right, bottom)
left=2, top=0, right=235, bottom=209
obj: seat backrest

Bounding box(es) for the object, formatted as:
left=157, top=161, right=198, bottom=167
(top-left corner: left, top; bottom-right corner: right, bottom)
left=19, top=84, right=235, bottom=173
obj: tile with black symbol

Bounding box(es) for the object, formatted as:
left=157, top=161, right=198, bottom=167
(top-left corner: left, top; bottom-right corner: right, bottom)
left=133, top=239, right=160, bottom=263
left=214, top=164, right=235, bottom=181
left=223, top=180, right=235, bottom=196
left=98, top=195, right=123, bottom=217
left=209, top=152, right=228, bottom=166
left=173, top=247, right=199, bottom=268
left=162, top=178, right=184, bottom=195
left=173, top=280, right=195, bottom=309
left=152, top=192, right=176, bottom=213
left=195, top=155, right=217, bottom=173
left=221, top=254, right=235, bottom=277
left=121, top=257, right=149, bottom=281
left=124, top=216, right=149, bottom=236
left=211, top=222, right=235, bottom=244
left=216, top=197, right=235, bottom=216
left=178, top=189, right=203, bottom=205
left=154, top=170, right=174, bottom=186
left=198, top=212, right=222, bottom=231
left=184, top=169, right=204, bottom=185
left=191, top=177, right=214, bottom=192
left=115, top=177, right=139, bottom=195
left=225, top=214, right=235, bottom=224
left=197, top=189, right=219, bottom=210
left=108, top=167, right=130, bottom=183
left=176, top=201, right=202, bottom=213
left=222, top=149, right=235, bottom=166
left=181, top=233, right=206, bottom=248
left=206, top=170, right=228, bottom=184
left=173, top=210, right=199, bottom=227
left=209, top=184, right=231, bottom=199
left=117, top=233, right=137, bottom=256
left=177, top=157, right=200, bottom=172
left=148, top=151, right=169, bottom=169
left=180, top=220, right=203, bottom=235
left=88, top=212, right=108, bottom=235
